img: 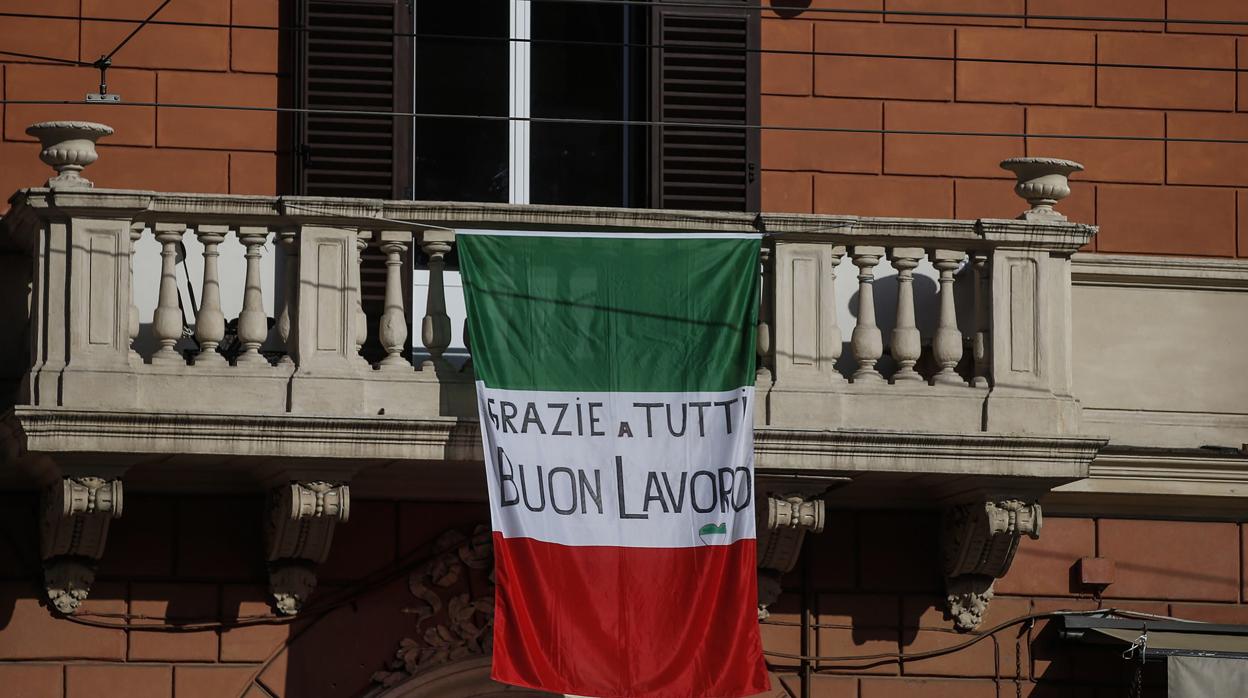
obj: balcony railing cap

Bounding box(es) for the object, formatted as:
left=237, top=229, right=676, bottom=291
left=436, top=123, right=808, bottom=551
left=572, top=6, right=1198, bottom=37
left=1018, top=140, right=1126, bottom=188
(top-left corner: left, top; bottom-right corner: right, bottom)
left=5, top=187, right=1096, bottom=255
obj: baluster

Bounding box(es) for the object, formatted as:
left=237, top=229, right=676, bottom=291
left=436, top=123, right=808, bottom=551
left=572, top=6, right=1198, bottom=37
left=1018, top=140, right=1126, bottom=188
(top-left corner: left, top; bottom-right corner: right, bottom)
left=756, top=244, right=771, bottom=382
left=236, top=226, right=271, bottom=366
left=193, top=225, right=229, bottom=366
left=376, top=231, right=411, bottom=370
left=151, top=223, right=187, bottom=365
left=931, top=249, right=966, bottom=385
left=829, top=245, right=846, bottom=381
left=889, top=247, right=924, bottom=383
left=276, top=230, right=298, bottom=365
left=128, top=222, right=143, bottom=362
left=354, top=231, right=371, bottom=365
left=971, top=252, right=991, bottom=388
left=850, top=246, right=885, bottom=382
left=420, top=232, right=454, bottom=372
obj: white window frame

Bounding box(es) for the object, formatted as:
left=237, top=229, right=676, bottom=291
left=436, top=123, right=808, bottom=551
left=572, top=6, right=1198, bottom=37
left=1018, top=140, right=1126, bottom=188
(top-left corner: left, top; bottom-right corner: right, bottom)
left=411, top=0, right=634, bottom=206
left=509, top=0, right=531, bottom=205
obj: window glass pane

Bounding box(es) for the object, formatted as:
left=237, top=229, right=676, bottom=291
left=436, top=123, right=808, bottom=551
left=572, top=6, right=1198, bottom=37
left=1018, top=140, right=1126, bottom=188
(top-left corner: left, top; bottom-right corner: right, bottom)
left=530, top=4, right=642, bottom=207
left=413, top=2, right=509, bottom=202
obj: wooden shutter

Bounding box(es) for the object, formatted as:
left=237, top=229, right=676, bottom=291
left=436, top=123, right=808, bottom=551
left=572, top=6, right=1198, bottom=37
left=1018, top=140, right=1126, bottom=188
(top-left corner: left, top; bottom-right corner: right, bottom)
left=294, top=0, right=413, bottom=362
left=650, top=0, right=759, bottom=211
left=295, top=0, right=412, bottom=198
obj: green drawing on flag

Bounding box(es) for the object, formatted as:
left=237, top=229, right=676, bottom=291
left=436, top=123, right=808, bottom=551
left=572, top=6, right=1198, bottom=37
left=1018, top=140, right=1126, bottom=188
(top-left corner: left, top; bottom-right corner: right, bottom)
left=699, top=523, right=727, bottom=536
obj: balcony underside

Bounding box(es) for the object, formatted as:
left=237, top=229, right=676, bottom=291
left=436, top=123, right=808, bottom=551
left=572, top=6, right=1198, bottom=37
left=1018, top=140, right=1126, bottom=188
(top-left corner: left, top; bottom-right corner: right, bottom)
left=1, top=406, right=1104, bottom=506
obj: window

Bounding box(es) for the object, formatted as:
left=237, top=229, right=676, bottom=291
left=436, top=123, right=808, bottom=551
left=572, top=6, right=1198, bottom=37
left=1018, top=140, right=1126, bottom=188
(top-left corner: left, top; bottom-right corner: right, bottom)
left=295, top=0, right=758, bottom=212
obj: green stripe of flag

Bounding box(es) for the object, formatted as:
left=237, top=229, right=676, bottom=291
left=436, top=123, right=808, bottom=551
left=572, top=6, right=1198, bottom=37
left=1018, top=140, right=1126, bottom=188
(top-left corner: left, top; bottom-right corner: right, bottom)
left=459, top=233, right=759, bottom=393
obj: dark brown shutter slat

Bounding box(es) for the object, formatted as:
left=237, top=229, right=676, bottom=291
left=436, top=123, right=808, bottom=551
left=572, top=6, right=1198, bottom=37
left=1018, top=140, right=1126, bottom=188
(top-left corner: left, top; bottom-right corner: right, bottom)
left=296, top=0, right=411, bottom=200
left=295, top=0, right=413, bottom=363
left=651, top=0, right=759, bottom=212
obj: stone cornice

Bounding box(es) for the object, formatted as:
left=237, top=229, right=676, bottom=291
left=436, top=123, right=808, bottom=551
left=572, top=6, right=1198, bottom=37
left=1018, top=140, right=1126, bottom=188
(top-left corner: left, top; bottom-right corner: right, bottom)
left=4, top=407, right=1105, bottom=480
left=3, top=408, right=482, bottom=462
left=1071, top=252, right=1248, bottom=291
left=1055, top=449, right=1248, bottom=498
left=1046, top=448, right=1248, bottom=519
left=3, top=189, right=1095, bottom=254
left=977, top=218, right=1098, bottom=255
left=754, top=427, right=1106, bottom=476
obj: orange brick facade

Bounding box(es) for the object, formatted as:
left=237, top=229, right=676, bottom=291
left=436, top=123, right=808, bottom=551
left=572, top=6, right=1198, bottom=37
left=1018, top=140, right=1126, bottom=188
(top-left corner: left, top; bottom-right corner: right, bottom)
left=3, top=493, right=1246, bottom=696
left=760, top=1, right=1248, bottom=258
left=2, top=2, right=1247, bottom=697
left=0, top=0, right=283, bottom=203
left=3, top=1, right=1246, bottom=256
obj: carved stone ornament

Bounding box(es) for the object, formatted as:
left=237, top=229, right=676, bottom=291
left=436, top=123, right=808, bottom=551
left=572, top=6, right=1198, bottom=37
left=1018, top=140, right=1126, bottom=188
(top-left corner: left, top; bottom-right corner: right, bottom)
left=40, top=476, right=124, bottom=613
left=24, top=120, right=113, bottom=190
left=371, top=526, right=496, bottom=691
left=756, top=493, right=826, bottom=619
left=999, top=156, right=1084, bottom=222
left=269, top=562, right=319, bottom=616
left=264, top=481, right=350, bottom=615
left=941, top=498, right=1042, bottom=632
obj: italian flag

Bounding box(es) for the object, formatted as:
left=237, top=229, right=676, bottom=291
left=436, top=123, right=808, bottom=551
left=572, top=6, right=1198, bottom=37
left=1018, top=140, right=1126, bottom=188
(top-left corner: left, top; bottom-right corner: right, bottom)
left=459, top=230, right=769, bottom=698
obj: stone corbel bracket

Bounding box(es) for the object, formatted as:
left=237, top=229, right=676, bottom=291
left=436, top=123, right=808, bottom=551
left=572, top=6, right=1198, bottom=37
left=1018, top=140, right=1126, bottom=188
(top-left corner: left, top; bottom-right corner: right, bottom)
left=264, top=481, right=350, bottom=615
left=41, top=476, right=124, bottom=614
left=756, top=491, right=826, bottom=620
left=941, top=498, right=1042, bottom=632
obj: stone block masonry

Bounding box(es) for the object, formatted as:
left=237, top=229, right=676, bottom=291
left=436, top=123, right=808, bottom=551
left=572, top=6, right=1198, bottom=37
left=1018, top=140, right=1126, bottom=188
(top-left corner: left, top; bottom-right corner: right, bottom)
left=761, top=6, right=1248, bottom=259
left=1, top=492, right=1245, bottom=696
left=0, top=0, right=285, bottom=209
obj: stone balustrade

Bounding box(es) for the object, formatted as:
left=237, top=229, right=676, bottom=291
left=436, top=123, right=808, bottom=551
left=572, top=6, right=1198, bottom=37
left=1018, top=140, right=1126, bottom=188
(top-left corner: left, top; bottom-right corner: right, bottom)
left=759, top=214, right=1095, bottom=437
left=0, top=128, right=1127, bottom=624
left=0, top=139, right=1108, bottom=623
left=0, top=192, right=479, bottom=418
left=0, top=136, right=1104, bottom=512
left=0, top=185, right=1096, bottom=435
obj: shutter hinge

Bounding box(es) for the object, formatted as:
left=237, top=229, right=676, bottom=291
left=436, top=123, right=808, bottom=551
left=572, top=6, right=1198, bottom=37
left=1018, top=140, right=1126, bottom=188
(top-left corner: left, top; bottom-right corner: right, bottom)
left=747, top=162, right=757, bottom=184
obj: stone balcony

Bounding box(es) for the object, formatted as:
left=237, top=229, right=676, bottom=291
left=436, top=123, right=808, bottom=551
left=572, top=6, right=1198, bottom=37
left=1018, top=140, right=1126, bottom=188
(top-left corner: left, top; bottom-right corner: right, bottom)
left=0, top=127, right=1107, bottom=624
left=0, top=182, right=1106, bottom=500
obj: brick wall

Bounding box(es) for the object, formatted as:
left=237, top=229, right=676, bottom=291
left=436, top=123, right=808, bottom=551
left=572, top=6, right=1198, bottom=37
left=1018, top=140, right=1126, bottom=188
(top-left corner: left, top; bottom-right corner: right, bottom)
left=0, top=493, right=491, bottom=698
left=3, top=494, right=1244, bottom=697
left=760, top=1, right=1248, bottom=258
left=763, top=511, right=1248, bottom=697
left=0, top=0, right=284, bottom=207
left=6, top=2, right=1245, bottom=261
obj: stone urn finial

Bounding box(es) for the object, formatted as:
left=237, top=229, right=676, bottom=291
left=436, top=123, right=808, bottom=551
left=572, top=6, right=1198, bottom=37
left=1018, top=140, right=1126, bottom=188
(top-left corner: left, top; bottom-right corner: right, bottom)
left=25, top=121, right=114, bottom=190
left=999, top=157, right=1084, bottom=222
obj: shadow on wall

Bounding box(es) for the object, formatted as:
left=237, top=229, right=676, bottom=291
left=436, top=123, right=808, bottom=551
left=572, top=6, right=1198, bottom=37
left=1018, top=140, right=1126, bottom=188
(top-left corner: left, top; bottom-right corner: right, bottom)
left=823, top=264, right=978, bottom=382
left=0, top=248, right=32, bottom=411
left=0, top=493, right=498, bottom=697
left=768, top=1, right=813, bottom=20
left=763, top=512, right=1176, bottom=695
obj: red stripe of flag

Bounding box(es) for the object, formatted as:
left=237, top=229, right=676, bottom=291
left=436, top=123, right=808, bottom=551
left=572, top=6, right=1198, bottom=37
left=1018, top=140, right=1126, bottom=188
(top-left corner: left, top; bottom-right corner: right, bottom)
left=491, top=533, right=770, bottom=698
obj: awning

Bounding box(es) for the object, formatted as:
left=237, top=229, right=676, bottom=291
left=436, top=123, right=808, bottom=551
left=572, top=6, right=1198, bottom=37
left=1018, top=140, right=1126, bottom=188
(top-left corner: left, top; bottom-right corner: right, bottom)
left=1168, top=656, right=1248, bottom=697
left=1061, top=613, right=1248, bottom=698
left=1061, top=613, right=1248, bottom=659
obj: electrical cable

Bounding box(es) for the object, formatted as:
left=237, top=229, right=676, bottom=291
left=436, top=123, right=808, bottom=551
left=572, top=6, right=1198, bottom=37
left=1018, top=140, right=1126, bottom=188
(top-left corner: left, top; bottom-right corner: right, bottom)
left=236, top=609, right=331, bottom=698
left=62, top=527, right=477, bottom=632
left=0, top=10, right=1246, bottom=75
left=280, top=202, right=457, bottom=232
left=5, top=98, right=1248, bottom=146
left=102, top=0, right=174, bottom=62
left=4, top=2, right=1248, bottom=28
left=0, top=49, right=84, bottom=66
left=404, top=32, right=1247, bottom=74
left=524, top=0, right=1248, bottom=27
left=762, top=608, right=1109, bottom=664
